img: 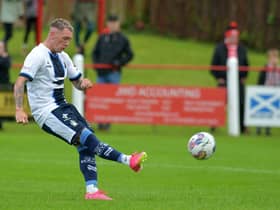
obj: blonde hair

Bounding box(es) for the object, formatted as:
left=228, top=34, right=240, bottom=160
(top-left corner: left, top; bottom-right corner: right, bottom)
left=50, top=18, right=73, bottom=32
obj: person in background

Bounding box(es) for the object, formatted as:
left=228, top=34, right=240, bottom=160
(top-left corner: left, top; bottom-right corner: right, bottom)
left=256, top=48, right=280, bottom=136
left=92, top=14, right=134, bottom=131
left=0, top=0, right=24, bottom=51
left=22, top=0, right=38, bottom=52
left=72, top=0, right=96, bottom=54
left=210, top=21, right=249, bottom=134
left=0, top=41, right=11, bottom=130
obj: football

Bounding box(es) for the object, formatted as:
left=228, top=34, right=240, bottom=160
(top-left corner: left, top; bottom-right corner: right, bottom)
left=187, top=132, right=216, bottom=160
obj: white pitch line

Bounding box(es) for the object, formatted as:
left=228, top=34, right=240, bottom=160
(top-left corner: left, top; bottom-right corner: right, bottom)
left=144, top=163, right=280, bottom=175
left=2, top=157, right=280, bottom=175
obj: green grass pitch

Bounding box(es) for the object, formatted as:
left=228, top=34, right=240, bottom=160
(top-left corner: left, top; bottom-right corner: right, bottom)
left=1, top=29, right=280, bottom=209
left=1, top=123, right=280, bottom=210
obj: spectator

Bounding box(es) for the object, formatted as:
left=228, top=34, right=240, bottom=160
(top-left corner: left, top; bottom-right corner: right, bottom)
left=0, top=41, right=11, bottom=85
left=210, top=21, right=249, bottom=134
left=92, top=14, right=134, bottom=131
left=0, top=0, right=24, bottom=51
left=72, top=0, right=97, bottom=54
left=22, top=0, right=38, bottom=52
left=0, top=41, right=11, bottom=130
left=256, top=48, right=280, bottom=136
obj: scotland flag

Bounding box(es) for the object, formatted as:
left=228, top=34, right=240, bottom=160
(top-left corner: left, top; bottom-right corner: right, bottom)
left=245, top=86, right=280, bottom=127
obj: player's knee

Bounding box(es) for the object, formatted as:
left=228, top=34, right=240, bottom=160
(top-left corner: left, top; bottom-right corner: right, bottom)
left=77, top=128, right=101, bottom=151
left=79, top=128, right=93, bottom=144
left=71, top=127, right=93, bottom=146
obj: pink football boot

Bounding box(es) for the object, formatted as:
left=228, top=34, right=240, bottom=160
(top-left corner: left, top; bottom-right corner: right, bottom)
left=129, top=152, right=147, bottom=172
left=85, top=190, right=112, bottom=200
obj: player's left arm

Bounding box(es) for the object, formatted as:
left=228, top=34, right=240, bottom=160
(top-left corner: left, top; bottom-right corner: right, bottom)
left=71, top=78, right=93, bottom=91
left=63, top=52, right=93, bottom=90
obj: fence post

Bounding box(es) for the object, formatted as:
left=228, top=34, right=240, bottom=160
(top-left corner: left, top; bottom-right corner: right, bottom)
left=98, top=0, right=106, bottom=34
left=72, top=54, right=85, bottom=116
left=227, top=56, right=240, bottom=136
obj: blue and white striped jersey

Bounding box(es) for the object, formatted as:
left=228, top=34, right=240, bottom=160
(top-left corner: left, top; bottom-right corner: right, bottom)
left=20, top=43, right=81, bottom=127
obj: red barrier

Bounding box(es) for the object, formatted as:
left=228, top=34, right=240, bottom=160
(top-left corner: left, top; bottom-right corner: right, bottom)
left=11, top=63, right=276, bottom=72
left=85, top=84, right=226, bottom=126
left=84, top=64, right=278, bottom=72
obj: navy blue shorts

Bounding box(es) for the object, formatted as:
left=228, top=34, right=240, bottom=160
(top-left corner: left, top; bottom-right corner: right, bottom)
left=42, top=103, right=93, bottom=145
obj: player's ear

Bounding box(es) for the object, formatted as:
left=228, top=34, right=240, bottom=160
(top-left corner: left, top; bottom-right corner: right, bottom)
left=49, top=28, right=59, bottom=38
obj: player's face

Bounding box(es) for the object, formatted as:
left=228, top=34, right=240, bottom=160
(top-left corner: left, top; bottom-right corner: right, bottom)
left=53, top=28, right=73, bottom=52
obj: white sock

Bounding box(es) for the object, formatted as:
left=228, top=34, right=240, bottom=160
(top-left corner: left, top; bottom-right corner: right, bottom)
left=119, top=154, right=131, bottom=166
left=86, top=184, right=98, bottom=193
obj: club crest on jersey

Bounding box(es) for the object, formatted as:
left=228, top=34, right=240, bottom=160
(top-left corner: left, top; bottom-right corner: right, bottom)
left=62, top=113, right=70, bottom=121
left=70, top=120, right=78, bottom=127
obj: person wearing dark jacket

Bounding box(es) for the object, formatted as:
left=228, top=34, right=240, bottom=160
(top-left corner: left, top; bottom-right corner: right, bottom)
left=0, top=41, right=11, bottom=130
left=92, top=15, right=134, bottom=130
left=0, top=41, right=11, bottom=85
left=256, top=48, right=280, bottom=136
left=210, top=22, right=249, bottom=134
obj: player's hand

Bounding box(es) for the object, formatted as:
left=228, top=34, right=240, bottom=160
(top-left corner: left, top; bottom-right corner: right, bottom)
left=80, top=78, right=93, bottom=90
left=15, top=109, right=29, bottom=124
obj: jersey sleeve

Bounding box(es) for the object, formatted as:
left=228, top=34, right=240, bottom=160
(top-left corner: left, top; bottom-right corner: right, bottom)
left=20, top=49, right=43, bottom=81
left=62, top=52, right=82, bottom=81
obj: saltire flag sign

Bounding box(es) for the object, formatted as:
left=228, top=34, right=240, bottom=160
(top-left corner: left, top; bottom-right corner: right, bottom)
left=245, top=86, right=280, bottom=127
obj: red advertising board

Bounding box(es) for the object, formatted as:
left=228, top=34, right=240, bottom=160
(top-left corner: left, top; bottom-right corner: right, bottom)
left=85, top=84, right=226, bottom=126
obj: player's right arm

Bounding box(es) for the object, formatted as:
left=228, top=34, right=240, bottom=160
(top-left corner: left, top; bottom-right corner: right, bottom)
left=15, top=47, right=43, bottom=124
left=14, top=76, right=29, bottom=124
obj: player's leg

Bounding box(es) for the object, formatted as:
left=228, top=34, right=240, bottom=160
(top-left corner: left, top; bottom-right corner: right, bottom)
left=77, top=145, right=112, bottom=199
left=42, top=111, right=113, bottom=199
left=77, top=146, right=97, bottom=191
left=42, top=104, right=125, bottom=164
left=77, top=130, right=147, bottom=198
left=66, top=104, right=147, bottom=171
left=79, top=128, right=128, bottom=163
left=42, top=104, right=147, bottom=170
left=79, top=128, right=147, bottom=172
left=44, top=104, right=146, bottom=167
left=42, top=121, right=111, bottom=200
left=42, top=104, right=147, bottom=199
